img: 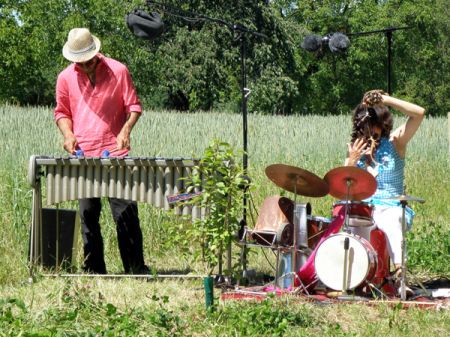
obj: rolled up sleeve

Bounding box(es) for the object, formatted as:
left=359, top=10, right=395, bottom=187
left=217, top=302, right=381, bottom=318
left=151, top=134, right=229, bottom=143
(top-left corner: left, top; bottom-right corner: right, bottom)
left=122, top=67, right=142, bottom=114
left=54, top=74, right=72, bottom=123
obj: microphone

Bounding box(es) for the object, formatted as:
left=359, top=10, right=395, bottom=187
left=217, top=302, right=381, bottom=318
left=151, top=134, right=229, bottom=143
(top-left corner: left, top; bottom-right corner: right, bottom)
left=300, top=34, right=323, bottom=52
left=301, top=32, right=350, bottom=53
left=126, top=9, right=165, bottom=41
left=328, top=32, right=350, bottom=53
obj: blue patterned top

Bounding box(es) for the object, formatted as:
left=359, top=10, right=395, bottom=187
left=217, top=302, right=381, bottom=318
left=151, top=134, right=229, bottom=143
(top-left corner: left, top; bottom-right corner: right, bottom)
left=356, top=137, right=414, bottom=227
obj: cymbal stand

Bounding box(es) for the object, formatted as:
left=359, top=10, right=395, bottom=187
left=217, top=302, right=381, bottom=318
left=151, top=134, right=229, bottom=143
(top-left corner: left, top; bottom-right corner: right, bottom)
left=399, top=199, right=408, bottom=301
left=343, top=178, right=352, bottom=233
left=287, top=178, right=309, bottom=292
left=292, top=178, right=299, bottom=283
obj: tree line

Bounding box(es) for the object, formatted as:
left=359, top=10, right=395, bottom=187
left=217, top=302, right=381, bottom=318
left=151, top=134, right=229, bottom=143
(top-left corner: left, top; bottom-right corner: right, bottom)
left=0, top=0, right=448, bottom=116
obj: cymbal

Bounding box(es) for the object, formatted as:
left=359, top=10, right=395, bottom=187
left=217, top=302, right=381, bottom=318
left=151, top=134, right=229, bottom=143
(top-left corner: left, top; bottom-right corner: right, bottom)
left=385, top=195, right=425, bottom=203
left=265, top=164, right=329, bottom=197
left=324, top=166, right=377, bottom=201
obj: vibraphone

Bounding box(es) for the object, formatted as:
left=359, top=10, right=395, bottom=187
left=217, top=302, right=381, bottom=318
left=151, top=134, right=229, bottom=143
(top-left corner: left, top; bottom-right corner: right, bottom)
left=28, top=155, right=204, bottom=265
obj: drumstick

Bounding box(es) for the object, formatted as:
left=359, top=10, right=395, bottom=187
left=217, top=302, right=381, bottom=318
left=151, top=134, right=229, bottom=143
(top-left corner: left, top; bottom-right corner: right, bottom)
left=342, top=237, right=350, bottom=294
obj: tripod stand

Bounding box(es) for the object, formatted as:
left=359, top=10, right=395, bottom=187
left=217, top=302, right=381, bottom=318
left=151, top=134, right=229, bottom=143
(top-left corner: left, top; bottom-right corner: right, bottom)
left=145, top=1, right=267, bottom=277
left=386, top=194, right=425, bottom=300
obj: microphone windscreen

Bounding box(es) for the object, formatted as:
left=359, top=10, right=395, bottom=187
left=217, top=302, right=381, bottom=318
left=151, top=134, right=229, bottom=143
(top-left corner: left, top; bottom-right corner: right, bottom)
left=328, top=33, right=350, bottom=53
left=301, top=35, right=323, bottom=52
left=126, top=9, right=165, bottom=41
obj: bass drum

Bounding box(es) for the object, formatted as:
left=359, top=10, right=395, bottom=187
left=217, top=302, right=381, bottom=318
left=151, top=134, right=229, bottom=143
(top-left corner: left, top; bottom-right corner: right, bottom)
left=314, top=233, right=377, bottom=291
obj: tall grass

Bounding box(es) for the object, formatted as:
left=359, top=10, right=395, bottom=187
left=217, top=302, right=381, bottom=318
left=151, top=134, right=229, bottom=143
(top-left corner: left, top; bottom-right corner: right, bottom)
left=0, top=104, right=448, bottom=279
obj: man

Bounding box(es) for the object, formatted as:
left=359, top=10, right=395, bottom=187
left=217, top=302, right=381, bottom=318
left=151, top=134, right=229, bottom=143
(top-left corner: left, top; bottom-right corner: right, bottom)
left=54, top=27, right=148, bottom=274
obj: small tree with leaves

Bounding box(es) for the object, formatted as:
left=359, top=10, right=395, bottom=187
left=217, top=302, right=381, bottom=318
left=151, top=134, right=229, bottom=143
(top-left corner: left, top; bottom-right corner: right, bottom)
left=185, top=139, right=248, bottom=276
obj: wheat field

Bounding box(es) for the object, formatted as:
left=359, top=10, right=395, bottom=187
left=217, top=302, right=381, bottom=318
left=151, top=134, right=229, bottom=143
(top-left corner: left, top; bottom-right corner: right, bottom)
left=0, top=105, right=449, bottom=336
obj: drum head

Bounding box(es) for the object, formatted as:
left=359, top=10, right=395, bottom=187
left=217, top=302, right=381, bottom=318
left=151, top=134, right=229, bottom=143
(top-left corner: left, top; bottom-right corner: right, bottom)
left=314, top=233, right=372, bottom=290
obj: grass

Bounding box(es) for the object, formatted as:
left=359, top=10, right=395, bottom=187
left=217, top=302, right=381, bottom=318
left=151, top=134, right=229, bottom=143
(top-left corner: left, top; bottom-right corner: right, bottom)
left=1, top=278, right=449, bottom=336
left=0, top=105, right=449, bottom=336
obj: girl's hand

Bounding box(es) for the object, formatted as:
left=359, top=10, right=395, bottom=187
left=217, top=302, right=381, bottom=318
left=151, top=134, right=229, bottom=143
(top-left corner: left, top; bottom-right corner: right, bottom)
left=346, top=138, right=367, bottom=166
left=363, top=89, right=387, bottom=106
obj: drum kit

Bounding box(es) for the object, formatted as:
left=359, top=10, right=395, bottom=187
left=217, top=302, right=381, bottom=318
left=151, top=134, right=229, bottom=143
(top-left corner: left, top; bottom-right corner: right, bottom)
left=245, top=163, right=425, bottom=300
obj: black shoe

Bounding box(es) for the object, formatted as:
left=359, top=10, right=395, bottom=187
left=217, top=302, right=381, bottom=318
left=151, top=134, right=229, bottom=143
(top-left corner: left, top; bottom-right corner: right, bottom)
left=83, top=266, right=107, bottom=274
left=129, top=264, right=151, bottom=275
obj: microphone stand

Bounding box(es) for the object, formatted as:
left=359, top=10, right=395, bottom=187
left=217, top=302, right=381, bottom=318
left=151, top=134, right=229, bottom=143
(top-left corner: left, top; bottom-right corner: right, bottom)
left=145, top=0, right=267, bottom=280
left=347, top=26, right=413, bottom=94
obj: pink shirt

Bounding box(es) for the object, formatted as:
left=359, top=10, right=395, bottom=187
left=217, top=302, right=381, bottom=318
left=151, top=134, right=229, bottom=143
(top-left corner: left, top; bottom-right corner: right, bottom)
left=54, top=54, right=142, bottom=157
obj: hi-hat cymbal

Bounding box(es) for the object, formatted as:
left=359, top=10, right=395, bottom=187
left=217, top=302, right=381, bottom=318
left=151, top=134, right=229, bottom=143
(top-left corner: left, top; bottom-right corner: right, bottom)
left=324, top=166, right=377, bottom=201
left=385, top=195, right=425, bottom=203
left=265, top=164, right=329, bottom=197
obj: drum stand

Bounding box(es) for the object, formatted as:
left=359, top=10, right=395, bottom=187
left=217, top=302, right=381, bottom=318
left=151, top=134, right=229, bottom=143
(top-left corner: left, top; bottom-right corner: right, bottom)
left=341, top=178, right=353, bottom=294
left=394, top=195, right=425, bottom=300
left=264, top=164, right=329, bottom=293
left=281, top=180, right=310, bottom=293
left=399, top=199, right=408, bottom=301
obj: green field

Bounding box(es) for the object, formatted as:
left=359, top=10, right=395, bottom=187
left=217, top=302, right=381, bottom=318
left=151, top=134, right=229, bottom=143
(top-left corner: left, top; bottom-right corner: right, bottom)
left=0, top=105, right=449, bottom=336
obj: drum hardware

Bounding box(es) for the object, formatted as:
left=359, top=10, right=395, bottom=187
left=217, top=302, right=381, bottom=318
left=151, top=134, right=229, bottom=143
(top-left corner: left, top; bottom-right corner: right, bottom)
left=314, top=233, right=378, bottom=291
left=264, top=164, right=329, bottom=291
left=306, top=216, right=331, bottom=249
left=240, top=195, right=308, bottom=291
left=324, top=166, right=377, bottom=233
left=386, top=194, right=425, bottom=300
left=386, top=194, right=425, bottom=203
left=265, top=164, right=329, bottom=198
left=332, top=201, right=374, bottom=228
left=276, top=250, right=311, bottom=295
left=266, top=165, right=328, bottom=283
left=322, top=167, right=377, bottom=292
left=244, top=196, right=294, bottom=247
left=324, top=166, right=377, bottom=201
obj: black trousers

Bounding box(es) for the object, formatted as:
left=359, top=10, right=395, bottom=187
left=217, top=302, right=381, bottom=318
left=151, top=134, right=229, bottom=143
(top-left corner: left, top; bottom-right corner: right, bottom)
left=79, top=198, right=146, bottom=274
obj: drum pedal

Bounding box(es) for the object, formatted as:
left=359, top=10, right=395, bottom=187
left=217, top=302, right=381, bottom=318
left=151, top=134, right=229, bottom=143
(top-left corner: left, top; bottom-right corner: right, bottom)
left=337, top=294, right=369, bottom=302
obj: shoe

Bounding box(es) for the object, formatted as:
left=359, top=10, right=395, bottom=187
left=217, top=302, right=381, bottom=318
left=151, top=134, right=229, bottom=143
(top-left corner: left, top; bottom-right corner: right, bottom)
left=128, top=264, right=151, bottom=275
left=394, top=278, right=414, bottom=298
left=397, top=284, right=414, bottom=298
left=392, top=268, right=413, bottom=298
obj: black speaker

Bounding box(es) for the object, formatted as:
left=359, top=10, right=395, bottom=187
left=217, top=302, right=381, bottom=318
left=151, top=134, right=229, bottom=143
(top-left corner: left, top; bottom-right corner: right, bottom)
left=40, top=208, right=79, bottom=270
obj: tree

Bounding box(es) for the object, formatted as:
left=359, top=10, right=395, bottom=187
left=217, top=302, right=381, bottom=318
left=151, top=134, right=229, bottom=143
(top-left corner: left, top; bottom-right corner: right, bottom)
left=271, top=0, right=449, bottom=115
left=1, top=0, right=448, bottom=115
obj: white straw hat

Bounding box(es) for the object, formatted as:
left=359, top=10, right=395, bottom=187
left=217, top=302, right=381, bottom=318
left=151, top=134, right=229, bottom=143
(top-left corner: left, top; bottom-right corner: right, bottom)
left=62, top=28, right=101, bottom=63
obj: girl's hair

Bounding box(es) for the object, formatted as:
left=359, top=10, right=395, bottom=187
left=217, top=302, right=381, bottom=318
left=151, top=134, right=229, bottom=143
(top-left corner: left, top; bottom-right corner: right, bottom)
left=351, top=103, right=393, bottom=144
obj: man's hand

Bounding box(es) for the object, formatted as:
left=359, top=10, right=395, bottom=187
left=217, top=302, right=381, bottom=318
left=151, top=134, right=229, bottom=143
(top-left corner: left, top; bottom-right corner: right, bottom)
left=57, top=118, right=78, bottom=154
left=116, top=127, right=131, bottom=150
left=115, top=111, right=141, bottom=151
left=63, top=134, right=78, bottom=154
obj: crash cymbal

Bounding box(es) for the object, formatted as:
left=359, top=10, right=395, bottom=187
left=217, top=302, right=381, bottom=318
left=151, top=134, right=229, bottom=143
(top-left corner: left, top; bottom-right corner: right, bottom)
left=265, top=164, right=329, bottom=197
left=324, top=166, right=377, bottom=201
left=385, top=195, right=425, bottom=203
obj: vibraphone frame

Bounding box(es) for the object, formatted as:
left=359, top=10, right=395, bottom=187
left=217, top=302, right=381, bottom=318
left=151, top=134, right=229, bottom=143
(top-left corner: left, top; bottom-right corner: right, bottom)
left=28, top=155, right=204, bottom=272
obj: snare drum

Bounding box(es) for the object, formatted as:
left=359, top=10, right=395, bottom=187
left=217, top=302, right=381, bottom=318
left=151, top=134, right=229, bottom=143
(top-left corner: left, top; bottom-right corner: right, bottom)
left=314, top=233, right=378, bottom=290
left=332, top=201, right=374, bottom=227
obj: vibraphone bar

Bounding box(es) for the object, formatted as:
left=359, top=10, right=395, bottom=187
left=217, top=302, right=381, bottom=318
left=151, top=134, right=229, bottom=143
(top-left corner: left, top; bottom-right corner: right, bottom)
left=28, top=155, right=204, bottom=266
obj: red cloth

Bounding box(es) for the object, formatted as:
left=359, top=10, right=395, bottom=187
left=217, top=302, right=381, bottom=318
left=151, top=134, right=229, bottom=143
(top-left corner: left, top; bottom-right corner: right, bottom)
left=54, top=53, right=142, bottom=157
left=296, top=208, right=345, bottom=288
